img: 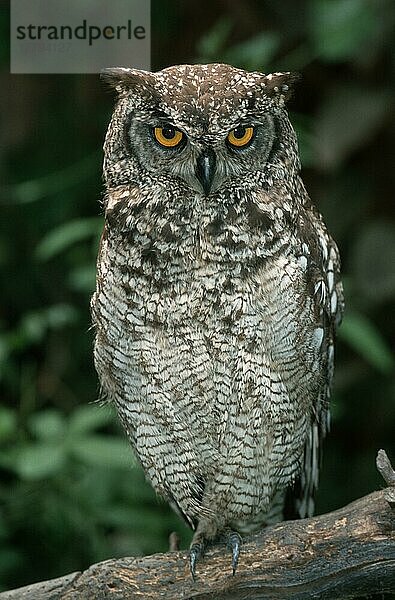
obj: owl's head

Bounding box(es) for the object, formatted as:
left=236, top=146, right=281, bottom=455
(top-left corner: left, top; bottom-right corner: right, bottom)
left=102, top=63, right=300, bottom=197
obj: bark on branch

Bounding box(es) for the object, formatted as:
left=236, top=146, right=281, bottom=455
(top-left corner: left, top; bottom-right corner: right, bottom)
left=2, top=450, right=394, bottom=600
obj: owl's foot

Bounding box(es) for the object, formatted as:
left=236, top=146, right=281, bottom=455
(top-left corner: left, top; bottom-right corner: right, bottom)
left=189, top=527, right=242, bottom=579
left=189, top=541, right=205, bottom=580
left=226, top=530, right=242, bottom=575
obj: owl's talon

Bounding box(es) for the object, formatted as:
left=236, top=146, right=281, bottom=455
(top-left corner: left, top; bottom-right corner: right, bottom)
left=227, top=531, right=242, bottom=575
left=189, top=542, right=204, bottom=580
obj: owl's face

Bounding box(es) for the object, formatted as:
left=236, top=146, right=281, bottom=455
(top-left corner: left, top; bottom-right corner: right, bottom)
left=102, top=63, right=300, bottom=197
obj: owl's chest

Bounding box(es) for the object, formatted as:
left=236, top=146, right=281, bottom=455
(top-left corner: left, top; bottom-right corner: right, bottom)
left=108, top=250, right=303, bottom=338
left=121, top=272, right=245, bottom=334
left=98, top=213, right=305, bottom=342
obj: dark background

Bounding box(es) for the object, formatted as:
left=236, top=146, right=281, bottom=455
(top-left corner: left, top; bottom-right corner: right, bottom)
left=1, top=0, right=394, bottom=592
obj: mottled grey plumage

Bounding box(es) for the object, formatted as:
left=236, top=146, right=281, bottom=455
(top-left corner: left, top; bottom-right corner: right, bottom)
left=91, top=63, right=343, bottom=574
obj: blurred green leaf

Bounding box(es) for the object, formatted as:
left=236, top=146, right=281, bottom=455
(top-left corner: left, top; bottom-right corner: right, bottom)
left=29, top=410, right=65, bottom=441
left=70, top=435, right=134, bottom=469
left=4, top=153, right=100, bottom=205
left=350, top=222, right=395, bottom=304
left=309, top=0, right=379, bottom=61
left=68, top=265, right=96, bottom=293
left=46, top=304, right=79, bottom=329
left=196, top=17, right=232, bottom=59
left=18, top=304, right=79, bottom=345
left=197, top=21, right=280, bottom=71
left=0, top=407, right=17, bottom=442
left=223, top=32, right=280, bottom=71
left=339, top=311, right=395, bottom=374
left=96, top=504, right=139, bottom=528
left=14, top=444, right=66, bottom=480
left=18, top=312, right=47, bottom=344
left=68, top=405, right=114, bottom=436
left=36, top=217, right=102, bottom=262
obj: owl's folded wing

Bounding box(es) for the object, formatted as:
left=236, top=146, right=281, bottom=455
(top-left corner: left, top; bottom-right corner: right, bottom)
left=290, top=225, right=344, bottom=520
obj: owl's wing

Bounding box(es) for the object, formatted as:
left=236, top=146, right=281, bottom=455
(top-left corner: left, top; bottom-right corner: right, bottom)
left=289, top=224, right=344, bottom=520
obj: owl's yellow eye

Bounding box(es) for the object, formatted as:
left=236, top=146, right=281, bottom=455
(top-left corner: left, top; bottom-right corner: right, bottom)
left=153, top=125, right=184, bottom=148
left=227, top=126, right=254, bottom=148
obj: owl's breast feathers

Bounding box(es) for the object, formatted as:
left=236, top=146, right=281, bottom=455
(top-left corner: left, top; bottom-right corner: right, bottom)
left=92, top=181, right=343, bottom=525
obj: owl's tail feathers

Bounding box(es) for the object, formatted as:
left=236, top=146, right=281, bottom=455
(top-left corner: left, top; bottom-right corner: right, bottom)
left=189, top=520, right=242, bottom=580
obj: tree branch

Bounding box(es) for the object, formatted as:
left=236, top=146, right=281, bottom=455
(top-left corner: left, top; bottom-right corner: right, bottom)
left=1, top=450, right=394, bottom=600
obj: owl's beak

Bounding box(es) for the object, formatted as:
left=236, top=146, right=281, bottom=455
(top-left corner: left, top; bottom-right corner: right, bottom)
left=195, top=149, right=216, bottom=195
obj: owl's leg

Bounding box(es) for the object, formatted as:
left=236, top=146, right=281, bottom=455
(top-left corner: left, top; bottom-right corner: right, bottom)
left=224, top=529, right=242, bottom=575
left=189, top=542, right=203, bottom=580
left=189, top=520, right=242, bottom=579
left=189, top=517, right=217, bottom=580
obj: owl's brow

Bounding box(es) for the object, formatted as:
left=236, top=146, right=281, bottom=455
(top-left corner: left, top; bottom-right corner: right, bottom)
left=149, top=109, right=173, bottom=122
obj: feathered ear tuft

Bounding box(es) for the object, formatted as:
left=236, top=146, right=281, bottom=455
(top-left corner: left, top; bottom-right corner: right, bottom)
left=262, top=72, right=301, bottom=103
left=100, top=67, right=154, bottom=95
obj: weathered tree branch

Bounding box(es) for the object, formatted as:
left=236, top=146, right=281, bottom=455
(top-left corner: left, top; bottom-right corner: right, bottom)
left=2, top=450, right=394, bottom=600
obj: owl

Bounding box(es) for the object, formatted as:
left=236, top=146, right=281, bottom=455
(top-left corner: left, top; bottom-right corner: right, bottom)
left=91, top=63, right=343, bottom=577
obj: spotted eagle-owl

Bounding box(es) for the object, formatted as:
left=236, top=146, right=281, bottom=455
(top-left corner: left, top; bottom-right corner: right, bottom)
left=91, top=63, right=343, bottom=576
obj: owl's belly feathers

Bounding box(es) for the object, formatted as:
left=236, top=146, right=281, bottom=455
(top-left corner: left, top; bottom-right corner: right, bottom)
left=94, top=253, right=318, bottom=524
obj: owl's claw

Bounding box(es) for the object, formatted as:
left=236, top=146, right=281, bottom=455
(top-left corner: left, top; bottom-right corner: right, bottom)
left=227, top=531, right=242, bottom=575
left=189, top=531, right=242, bottom=579
left=189, top=542, right=204, bottom=580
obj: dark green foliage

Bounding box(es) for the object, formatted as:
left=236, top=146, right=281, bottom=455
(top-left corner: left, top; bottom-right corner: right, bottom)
left=1, top=0, right=394, bottom=592
left=0, top=403, right=191, bottom=588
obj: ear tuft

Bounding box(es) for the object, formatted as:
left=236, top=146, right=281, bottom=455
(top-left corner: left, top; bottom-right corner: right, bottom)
left=100, top=67, right=153, bottom=94
left=263, top=72, right=301, bottom=103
